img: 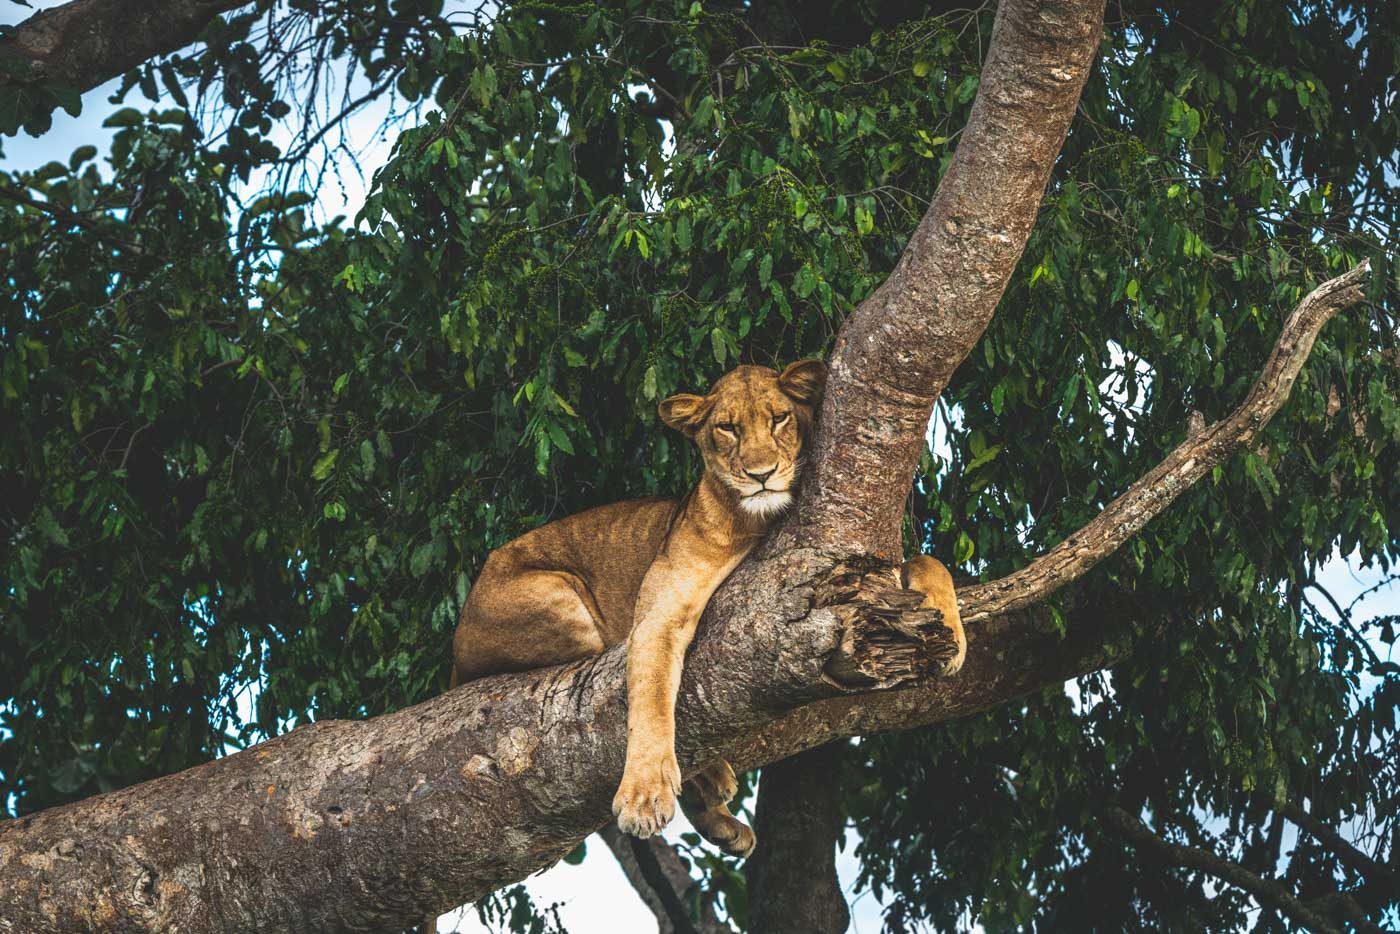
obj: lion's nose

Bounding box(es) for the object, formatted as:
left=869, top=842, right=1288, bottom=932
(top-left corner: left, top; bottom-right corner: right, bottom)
left=746, top=467, right=776, bottom=486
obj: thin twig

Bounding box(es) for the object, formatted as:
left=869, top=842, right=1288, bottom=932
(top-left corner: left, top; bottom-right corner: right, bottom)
left=0, top=183, right=146, bottom=257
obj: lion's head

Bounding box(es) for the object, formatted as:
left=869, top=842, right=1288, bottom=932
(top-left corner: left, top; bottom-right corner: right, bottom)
left=657, top=360, right=827, bottom=520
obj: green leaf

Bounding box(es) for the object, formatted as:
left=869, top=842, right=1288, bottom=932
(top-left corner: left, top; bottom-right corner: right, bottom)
left=710, top=327, right=727, bottom=365
left=854, top=204, right=874, bottom=235
left=409, top=541, right=435, bottom=578
left=102, top=107, right=144, bottom=128
left=545, top=420, right=574, bottom=455
left=794, top=265, right=817, bottom=298
left=311, top=450, right=339, bottom=481
left=67, top=145, right=97, bottom=170
left=642, top=365, right=658, bottom=401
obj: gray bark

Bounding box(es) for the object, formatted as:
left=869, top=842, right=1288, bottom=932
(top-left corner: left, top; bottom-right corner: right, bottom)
left=0, top=0, right=246, bottom=103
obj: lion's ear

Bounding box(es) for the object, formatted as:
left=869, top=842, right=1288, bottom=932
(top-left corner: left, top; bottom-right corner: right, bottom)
left=658, top=393, right=711, bottom=434
left=778, top=359, right=827, bottom=405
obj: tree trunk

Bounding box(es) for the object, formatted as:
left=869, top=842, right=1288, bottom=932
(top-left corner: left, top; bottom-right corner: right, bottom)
left=746, top=743, right=851, bottom=934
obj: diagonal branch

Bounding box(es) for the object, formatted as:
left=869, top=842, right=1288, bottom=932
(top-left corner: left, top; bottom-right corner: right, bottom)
left=725, top=262, right=1372, bottom=764
left=1277, top=800, right=1399, bottom=889
left=959, top=261, right=1372, bottom=623
left=1102, top=805, right=1384, bottom=934
left=0, top=0, right=249, bottom=125
left=597, top=826, right=727, bottom=934
left=796, top=0, right=1107, bottom=557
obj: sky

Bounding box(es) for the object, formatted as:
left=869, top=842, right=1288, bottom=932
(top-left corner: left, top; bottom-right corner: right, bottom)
left=3, top=3, right=1397, bottom=932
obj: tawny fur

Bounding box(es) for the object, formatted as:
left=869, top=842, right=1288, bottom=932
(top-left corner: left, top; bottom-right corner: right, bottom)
left=450, top=361, right=964, bottom=854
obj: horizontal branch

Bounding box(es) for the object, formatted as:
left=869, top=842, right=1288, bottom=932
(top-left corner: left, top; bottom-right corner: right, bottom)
left=0, top=550, right=952, bottom=932
left=0, top=258, right=1369, bottom=931
left=959, top=261, right=1372, bottom=623
left=1, top=251, right=1364, bottom=922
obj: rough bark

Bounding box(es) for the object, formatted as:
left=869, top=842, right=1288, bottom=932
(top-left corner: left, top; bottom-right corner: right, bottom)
left=0, top=0, right=1373, bottom=928
left=0, top=553, right=953, bottom=932
left=733, top=2, right=1104, bottom=916
left=745, top=744, right=851, bottom=934
left=792, top=0, right=1105, bottom=557
left=0, top=0, right=246, bottom=101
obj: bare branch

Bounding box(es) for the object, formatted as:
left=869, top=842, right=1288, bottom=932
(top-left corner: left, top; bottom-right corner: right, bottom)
left=1278, top=800, right=1399, bottom=889
left=1102, top=805, right=1383, bottom=934
left=597, top=827, right=727, bottom=934
left=960, top=261, right=1372, bottom=623
left=0, top=182, right=146, bottom=256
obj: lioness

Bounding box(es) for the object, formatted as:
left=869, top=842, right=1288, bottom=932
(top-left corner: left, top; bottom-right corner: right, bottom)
left=450, top=361, right=964, bottom=855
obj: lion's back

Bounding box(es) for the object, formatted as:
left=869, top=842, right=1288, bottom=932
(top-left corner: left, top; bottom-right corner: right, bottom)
left=485, top=495, right=682, bottom=638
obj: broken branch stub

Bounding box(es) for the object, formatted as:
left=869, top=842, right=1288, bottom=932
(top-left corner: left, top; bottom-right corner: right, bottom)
left=816, top=560, right=955, bottom=690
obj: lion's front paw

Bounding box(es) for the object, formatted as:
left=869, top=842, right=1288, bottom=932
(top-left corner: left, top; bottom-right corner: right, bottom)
left=613, top=753, right=682, bottom=838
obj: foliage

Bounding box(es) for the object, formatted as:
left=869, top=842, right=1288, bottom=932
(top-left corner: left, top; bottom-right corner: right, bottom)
left=1, top=0, right=1397, bottom=930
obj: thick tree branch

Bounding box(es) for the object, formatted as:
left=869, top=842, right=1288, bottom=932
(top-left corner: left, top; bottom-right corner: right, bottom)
left=960, top=261, right=1372, bottom=622
left=796, top=0, right=1106, bottom=556
left=0, top=553, right=956, bottom=932
left=1102, top=806, right=1383, bottom=934
left=0, top=0, right=247, bottom=111
left=741, top=3, right=1104, bottom=918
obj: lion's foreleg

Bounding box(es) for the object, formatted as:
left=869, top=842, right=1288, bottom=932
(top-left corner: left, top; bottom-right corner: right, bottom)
left=612, top=561, right=699, bottom=838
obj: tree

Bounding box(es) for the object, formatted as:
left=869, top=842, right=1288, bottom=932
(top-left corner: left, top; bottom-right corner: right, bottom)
left=1, top=0, right=1397, bottom=931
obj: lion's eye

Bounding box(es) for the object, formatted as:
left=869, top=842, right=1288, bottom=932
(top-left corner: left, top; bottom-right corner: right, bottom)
left=715, top=422, right=737, bottom=436
left=772, top=412, right=791, bottom=427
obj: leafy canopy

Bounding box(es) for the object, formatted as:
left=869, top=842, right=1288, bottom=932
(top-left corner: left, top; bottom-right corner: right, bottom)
left=1, top=0, right=1397, bottom=930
